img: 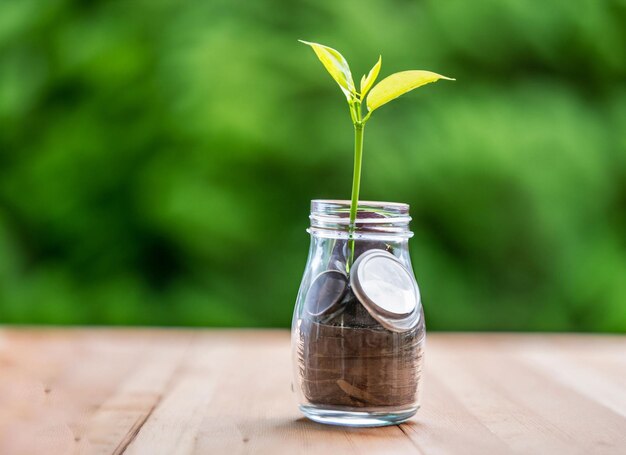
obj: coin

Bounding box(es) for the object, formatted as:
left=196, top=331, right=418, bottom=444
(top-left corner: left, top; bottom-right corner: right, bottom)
left=305, top=270, right=349, bottom=317
left=350, top=249, right=420, bottom=331
left=330, top=238, right=393, bottom=267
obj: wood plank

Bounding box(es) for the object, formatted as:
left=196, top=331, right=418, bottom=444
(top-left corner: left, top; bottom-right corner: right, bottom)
left=0, top=330, right=624, bottom=454
left=188, top=331, right=417, bottom=455
left=424, top=334, right=626, bottom=454
left=81, top=332, right=194, bottom=455
left=402, top=374, right=513, bottom=455
left=0, top=329, right=136, bottom=455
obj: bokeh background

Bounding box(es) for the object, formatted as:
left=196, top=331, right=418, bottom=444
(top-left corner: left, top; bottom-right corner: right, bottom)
left=1, top=0, right=625, bottom=331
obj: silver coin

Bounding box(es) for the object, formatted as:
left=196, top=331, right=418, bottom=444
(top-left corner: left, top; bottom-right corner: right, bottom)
left=350, top=250, right=420, bottom=329
left=305, top=270, right=348, bottom=317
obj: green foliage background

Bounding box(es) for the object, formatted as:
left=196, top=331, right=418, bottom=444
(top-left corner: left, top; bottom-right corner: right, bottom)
left=1, top=0, right=625, bottom=331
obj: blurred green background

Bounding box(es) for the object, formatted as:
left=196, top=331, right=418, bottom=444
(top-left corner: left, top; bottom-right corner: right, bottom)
left=1, top=0, right=625, bottom=331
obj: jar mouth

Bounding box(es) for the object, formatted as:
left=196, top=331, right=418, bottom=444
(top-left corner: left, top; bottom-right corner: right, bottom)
left=309, top=199, right=413, bottom=239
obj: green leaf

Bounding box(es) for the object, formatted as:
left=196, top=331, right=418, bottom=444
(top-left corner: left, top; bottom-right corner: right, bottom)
left=366, top=70, right=455, bottom=112
left=299, top=40, right=355, bottom=100
left=360, top=55, right=382, bottom=98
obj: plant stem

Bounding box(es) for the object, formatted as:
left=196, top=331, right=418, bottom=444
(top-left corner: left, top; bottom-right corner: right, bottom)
left=347, top=102, right=365, bottom=271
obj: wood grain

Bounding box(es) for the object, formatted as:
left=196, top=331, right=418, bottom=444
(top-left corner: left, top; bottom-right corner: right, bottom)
left=0, top=329, right=624, bottom=454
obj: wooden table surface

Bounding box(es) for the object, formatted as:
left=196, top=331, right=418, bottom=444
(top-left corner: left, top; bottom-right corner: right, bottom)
left=0, top=329, right=624, bottom=454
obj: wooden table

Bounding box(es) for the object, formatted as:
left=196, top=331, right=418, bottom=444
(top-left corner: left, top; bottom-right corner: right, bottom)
left=0, top=329, right=624, bottom=454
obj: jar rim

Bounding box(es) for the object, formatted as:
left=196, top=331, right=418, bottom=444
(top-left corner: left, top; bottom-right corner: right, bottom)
left=309, top=199, right=413, bottom=239
left=311, top=199, right=409, bottom=213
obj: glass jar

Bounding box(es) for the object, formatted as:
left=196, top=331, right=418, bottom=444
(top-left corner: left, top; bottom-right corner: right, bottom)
left=291, top=200, right=425, bottom=427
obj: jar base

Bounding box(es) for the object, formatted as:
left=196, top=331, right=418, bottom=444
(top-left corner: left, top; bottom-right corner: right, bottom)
left=299, top=404, right=418, bottom=427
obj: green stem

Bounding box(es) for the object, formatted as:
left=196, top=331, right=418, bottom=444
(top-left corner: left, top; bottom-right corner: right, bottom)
left=347, top=105, right=365, bottom=271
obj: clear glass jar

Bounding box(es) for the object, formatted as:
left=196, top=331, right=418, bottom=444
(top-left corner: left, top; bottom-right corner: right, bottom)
left=291, top=200, right=425, bottom=427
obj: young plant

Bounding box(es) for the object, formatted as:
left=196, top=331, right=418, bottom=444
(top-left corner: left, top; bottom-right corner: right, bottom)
left=299, top=40, right=454, bottom=269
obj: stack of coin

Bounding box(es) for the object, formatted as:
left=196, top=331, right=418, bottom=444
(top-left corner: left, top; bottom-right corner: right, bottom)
left=297, top=248, right=424, bottom=408
left=297, top=315, right=423, bottom=408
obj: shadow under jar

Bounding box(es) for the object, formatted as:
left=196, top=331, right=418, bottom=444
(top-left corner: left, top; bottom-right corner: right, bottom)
left=291, top=200, right=425, bottom=427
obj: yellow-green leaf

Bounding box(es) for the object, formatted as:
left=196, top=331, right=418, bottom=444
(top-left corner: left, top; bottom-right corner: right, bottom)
left=366, top=70, right=455, bottom=112
left=299, top=40, right=355, bottom=100
left=360, top=55, right=381, bottom=98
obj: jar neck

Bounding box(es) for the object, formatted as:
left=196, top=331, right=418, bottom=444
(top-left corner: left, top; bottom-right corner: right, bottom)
left=308, top=200, right=413, bottom=240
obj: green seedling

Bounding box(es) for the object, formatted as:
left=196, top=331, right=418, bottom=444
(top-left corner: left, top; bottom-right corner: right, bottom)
left=299, top=40, right=454, bottom=269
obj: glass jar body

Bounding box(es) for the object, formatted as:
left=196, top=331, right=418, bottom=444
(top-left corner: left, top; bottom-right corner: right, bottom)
left=291, top=200, right=425, bottom=427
